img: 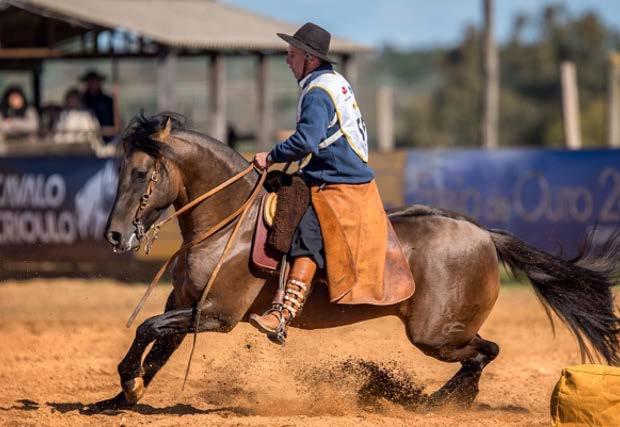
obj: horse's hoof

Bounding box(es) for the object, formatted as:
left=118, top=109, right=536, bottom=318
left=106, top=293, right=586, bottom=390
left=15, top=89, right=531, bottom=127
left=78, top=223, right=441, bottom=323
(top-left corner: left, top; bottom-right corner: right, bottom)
left=121, top=377, right=144, bottom=405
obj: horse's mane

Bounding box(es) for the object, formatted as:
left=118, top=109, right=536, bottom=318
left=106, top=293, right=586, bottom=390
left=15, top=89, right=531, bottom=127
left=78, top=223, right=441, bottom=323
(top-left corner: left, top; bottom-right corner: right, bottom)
left=122, top=112, right=187, bottom=157
left=122, top=112, right=251, bottom=174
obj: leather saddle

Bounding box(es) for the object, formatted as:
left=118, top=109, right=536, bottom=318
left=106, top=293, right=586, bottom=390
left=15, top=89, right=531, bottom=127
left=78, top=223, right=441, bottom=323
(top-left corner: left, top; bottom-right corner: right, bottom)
left=250, top=173, right=415, bottom=305
left=251, top=194, right=416, bottom=305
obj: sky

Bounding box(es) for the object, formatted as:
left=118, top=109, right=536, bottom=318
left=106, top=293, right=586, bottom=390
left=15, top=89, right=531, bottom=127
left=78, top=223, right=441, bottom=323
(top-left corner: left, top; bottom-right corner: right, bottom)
left=224, top=0, right=620, bottom=48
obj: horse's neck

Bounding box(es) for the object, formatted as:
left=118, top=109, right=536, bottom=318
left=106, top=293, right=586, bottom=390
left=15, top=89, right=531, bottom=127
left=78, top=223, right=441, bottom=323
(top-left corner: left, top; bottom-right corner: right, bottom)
left=171, top=134, right=257, bottom=240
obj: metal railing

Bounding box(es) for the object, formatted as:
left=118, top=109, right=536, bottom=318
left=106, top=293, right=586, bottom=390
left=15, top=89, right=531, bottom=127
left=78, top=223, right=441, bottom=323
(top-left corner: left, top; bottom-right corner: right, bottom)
left=0, top=130, right=118, bottom=157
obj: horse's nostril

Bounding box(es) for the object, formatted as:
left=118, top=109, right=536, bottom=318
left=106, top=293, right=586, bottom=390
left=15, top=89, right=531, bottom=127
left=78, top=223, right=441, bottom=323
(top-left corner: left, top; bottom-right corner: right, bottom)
left=107, top=230, right=122, bottom=246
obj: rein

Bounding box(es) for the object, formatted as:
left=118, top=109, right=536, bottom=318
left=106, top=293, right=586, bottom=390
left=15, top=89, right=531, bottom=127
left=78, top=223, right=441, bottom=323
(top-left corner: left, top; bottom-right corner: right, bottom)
left=126, top=163, right=266, bottom=328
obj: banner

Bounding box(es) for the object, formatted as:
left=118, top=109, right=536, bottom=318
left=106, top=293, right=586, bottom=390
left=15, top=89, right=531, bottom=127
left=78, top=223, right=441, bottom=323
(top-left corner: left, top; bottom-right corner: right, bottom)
left=404, top=149, right=620, bottom=256
left=0, top=156, right=119, bottom=261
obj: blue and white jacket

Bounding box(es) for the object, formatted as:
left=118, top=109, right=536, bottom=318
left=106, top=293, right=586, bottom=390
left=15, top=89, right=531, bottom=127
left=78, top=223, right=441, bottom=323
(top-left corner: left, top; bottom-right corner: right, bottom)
left=269, top=64, right=374, bottom=185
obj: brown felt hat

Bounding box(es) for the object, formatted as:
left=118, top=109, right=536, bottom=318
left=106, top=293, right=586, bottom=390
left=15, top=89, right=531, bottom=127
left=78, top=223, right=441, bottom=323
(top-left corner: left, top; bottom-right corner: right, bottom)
left=277, top=22, right=337, bottom=64
left=79, top=69, right=107, bottom=82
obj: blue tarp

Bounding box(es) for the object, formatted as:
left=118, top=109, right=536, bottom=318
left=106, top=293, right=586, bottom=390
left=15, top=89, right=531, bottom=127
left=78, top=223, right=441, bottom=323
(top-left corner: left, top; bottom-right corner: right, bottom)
left=404, top=148, right=620, bottom=256
left=0, top=156, right=118, bottom=260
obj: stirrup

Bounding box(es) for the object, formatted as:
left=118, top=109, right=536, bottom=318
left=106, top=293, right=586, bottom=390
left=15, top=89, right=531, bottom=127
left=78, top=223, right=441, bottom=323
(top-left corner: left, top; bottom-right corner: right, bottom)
left=266, top=312, right=288, bottom=345
left=252, top=304, right=288, bottom=345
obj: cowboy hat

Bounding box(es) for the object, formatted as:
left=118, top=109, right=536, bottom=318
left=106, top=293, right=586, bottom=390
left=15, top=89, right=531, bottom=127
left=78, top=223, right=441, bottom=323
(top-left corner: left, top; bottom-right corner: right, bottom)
left=79, top=69, right=107, bottom=82
left=277, top=22, right=337, bottom=64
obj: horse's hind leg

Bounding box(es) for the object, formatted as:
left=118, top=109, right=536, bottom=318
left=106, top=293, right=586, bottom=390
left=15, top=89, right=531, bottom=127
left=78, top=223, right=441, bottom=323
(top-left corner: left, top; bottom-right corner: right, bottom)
left=424, top=335, right=499, bottom=407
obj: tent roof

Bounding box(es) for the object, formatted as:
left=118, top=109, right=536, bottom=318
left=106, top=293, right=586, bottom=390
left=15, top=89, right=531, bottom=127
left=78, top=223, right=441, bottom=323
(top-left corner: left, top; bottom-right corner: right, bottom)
left=4, top=0, right=370, bottom=54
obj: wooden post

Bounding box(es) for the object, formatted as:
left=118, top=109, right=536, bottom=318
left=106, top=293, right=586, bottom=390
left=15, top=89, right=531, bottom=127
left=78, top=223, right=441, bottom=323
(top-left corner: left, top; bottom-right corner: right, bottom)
left=561, top=61, right=582, bottom=149
left=31, top=62, right=42, bottom=110
left=256, top=53, right=273, bottom=152
left=111, top=57, right=121, bottom=135
left=481, top=0, right=499, bottom=149
left=377, top=86, right=394, bottom=152
left=157, top=48, right=177, bottom=112
left=94, top=31, right=101, bottom=54
left=208, top=54, right=227, bottom=143
left=608, top=53, right=620, bottom=147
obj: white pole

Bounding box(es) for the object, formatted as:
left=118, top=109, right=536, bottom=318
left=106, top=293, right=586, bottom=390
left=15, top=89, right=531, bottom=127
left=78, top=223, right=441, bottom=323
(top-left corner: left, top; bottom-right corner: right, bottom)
left=377, top=86, right=394, bottom=152
left=157, top=49, right=177, bottom=112
left=482, top=0, right=499, bottom=149
left=256, top=54, right=273, bottom=152
left=209, top=54, right=227, bottom=143
left=561, top=61, right=582, bottom=149
left=608, top=53, right=620, bottom=147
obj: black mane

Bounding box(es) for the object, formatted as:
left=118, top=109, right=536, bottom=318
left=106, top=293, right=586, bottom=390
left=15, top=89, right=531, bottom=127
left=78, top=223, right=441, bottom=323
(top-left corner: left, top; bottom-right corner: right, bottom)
left=122, top=112, right=186, bottom=157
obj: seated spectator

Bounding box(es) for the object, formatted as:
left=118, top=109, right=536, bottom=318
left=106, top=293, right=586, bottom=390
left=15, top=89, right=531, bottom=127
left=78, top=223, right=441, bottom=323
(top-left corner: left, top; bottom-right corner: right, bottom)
left=80, top=70, right=119, bottom=143
left=53, top=87, right=101, bottom=144
left=0, top=85, right=39, bottom=141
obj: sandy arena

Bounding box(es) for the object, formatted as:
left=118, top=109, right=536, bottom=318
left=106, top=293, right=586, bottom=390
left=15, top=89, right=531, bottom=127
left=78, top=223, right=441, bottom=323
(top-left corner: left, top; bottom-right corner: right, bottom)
left=0, top=279, right=593, bottom=426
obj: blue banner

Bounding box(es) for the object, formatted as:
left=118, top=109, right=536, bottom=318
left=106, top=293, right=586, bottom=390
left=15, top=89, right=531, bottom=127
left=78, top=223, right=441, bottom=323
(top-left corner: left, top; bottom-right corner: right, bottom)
left=404, top=148, right=620, bottom=256
left=0, top=156, right=119, bottom=261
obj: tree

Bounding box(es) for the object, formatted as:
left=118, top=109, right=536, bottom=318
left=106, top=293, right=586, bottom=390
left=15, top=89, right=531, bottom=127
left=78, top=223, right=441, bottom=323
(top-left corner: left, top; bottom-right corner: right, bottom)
left=364, top=4, right=620, bottom=148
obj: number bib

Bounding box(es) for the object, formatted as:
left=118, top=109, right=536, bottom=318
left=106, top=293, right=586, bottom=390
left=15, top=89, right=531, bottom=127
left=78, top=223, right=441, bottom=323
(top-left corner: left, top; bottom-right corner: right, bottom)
left=298, top=71, right=368, bottom=162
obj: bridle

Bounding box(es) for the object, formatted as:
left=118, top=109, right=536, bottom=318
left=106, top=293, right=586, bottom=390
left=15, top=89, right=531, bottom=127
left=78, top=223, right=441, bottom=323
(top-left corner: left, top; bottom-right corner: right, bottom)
left=132, top=159, right=160, bottom=244
left=130, top=156, right=263, bottom=256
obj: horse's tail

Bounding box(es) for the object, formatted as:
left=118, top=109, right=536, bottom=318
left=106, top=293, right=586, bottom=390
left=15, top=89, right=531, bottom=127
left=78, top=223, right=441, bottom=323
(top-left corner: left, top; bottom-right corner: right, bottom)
left=490, top=228, right=620, bottom=365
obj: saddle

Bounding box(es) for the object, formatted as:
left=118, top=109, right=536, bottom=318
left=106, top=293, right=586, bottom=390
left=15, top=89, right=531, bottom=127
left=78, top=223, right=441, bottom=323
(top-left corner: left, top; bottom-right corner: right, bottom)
left=264, top=171, right=311, bottom=253
left=251, top=171, right=310, bottom=270
left=251, top=174, right=415, bottom=305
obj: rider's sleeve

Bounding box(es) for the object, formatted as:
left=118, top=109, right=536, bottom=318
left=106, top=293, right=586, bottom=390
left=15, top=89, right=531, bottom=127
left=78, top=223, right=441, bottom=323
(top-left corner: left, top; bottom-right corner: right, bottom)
left=269, top=88, right=335, bottom=163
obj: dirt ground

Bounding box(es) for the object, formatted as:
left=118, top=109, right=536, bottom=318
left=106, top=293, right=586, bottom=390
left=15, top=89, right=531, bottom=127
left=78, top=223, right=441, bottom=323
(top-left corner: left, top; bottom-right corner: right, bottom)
left=0, top=279, right=592, bottom=426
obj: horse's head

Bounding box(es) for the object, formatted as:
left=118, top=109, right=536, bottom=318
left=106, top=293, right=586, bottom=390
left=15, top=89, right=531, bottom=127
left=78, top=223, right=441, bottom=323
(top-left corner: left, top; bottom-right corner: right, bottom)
left=105, top=113, right=184, bottom=252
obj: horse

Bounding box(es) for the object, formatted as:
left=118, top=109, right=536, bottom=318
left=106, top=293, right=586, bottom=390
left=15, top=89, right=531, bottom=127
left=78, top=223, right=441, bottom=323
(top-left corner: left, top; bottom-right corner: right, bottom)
left=102, top=112, right=620, bottom=410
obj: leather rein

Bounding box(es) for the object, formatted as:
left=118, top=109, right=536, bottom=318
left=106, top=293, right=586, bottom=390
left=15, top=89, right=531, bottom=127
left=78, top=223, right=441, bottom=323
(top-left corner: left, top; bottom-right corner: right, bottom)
left=126, top=159, right=267, bottom=329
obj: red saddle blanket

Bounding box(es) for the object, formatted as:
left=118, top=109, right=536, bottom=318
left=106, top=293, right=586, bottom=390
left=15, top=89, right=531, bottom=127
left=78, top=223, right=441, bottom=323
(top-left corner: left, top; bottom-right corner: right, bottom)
left=251, top=194, right=280, bottom=271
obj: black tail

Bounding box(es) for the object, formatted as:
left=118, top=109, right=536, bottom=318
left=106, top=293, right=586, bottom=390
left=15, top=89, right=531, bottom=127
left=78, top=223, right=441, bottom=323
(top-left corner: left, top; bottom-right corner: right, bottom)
left=490, top=229, right=620, bottom=365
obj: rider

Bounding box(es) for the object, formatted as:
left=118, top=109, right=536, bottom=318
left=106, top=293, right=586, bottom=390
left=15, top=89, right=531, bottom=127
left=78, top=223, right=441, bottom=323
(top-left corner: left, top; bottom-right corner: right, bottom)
left=250, top=22, right=375, bottom=342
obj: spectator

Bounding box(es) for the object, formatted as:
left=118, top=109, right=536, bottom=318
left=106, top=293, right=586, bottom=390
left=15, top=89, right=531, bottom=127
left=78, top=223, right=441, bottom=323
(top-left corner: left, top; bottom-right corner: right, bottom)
left=80, top=70, right=119, bottom=142
left=0, top=85, right=39, bottom=141
left=54, top=87, right=101, bottom=144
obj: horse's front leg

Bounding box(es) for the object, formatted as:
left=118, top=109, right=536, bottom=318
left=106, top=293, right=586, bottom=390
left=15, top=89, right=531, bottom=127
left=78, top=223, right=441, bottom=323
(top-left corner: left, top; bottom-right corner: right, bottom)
left=142, top=333, right=186, bottom=387
left=139, top=292, right=188, bottom=389
left=117, top=306, right=195, bottom=404
left=117, top=294, right=242, bottom=406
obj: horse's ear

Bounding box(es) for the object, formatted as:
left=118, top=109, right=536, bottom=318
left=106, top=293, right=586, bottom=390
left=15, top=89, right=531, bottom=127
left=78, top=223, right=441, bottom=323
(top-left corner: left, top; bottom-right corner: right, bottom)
left=154, top=116, right=172, bottom=143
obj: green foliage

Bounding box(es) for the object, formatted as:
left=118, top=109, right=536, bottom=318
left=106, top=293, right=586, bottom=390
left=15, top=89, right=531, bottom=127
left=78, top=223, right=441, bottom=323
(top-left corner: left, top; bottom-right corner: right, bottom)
left=367, top=46, right=445, bottom=86
left=364, top=4, right=620, bottom=148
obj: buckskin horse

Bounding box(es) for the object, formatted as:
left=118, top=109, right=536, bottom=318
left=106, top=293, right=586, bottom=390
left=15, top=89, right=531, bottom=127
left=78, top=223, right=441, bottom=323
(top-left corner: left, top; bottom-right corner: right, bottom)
left=102, top=113, right=619, bottom=410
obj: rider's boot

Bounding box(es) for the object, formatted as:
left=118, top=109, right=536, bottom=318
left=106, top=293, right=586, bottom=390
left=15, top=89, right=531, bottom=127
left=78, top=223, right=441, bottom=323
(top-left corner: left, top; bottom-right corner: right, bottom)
left=249, top=256, right=316, bottom=344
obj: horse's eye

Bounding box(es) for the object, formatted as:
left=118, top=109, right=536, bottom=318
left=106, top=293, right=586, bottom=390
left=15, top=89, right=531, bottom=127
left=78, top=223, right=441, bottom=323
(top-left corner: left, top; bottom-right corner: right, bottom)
left=131, top=169, right=148, bottom=182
